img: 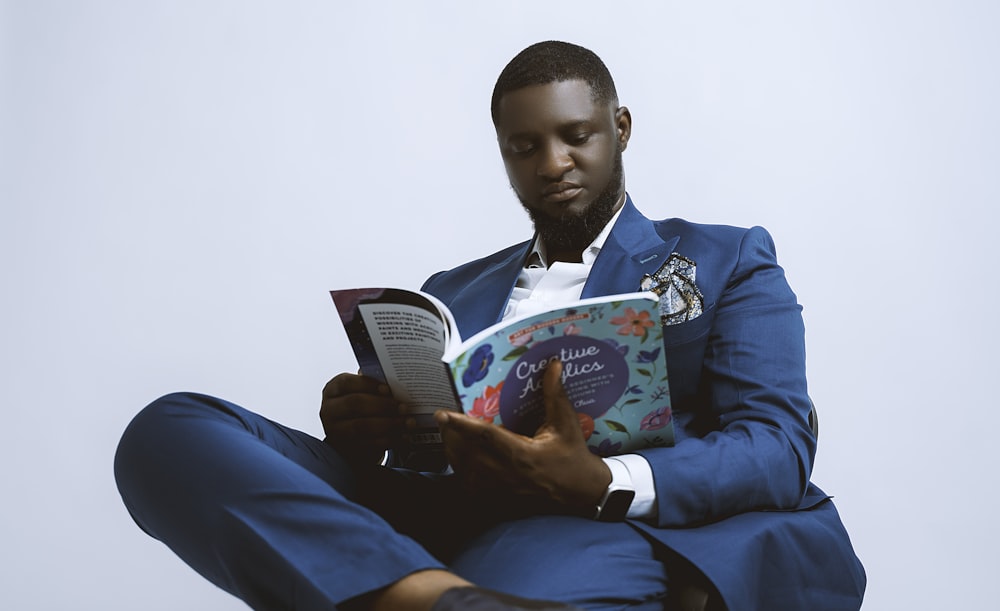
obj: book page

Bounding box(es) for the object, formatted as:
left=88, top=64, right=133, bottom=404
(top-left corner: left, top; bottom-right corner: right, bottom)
left=357, top=302, right=458, bottom=415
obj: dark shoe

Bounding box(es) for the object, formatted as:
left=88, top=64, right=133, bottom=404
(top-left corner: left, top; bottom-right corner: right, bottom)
left=430, top=586, right=584, bottom=611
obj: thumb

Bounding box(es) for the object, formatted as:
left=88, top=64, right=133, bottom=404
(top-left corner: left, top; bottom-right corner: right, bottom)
left=540, top=359, right=584, bottom=439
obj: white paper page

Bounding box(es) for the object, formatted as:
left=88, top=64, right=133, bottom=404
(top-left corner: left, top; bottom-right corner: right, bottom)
left=357, top=302, right=458, bottom=415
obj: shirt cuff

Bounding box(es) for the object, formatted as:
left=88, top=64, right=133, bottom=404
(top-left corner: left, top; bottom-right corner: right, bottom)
left=602, top=454, right=657, bottom=520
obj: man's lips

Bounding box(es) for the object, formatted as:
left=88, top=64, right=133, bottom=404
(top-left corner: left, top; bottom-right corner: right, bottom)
left=541, top=182, right=583, bottom=204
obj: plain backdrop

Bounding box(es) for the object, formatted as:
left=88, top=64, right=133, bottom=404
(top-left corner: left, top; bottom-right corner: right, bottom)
left=2, top=1, right=998, bottom=609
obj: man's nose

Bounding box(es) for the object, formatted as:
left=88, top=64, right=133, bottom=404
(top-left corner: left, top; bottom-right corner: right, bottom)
left=537, top=143, right=574, bottom=179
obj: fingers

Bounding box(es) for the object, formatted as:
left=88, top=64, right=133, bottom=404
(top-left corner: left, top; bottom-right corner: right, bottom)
left=438, top=410, right=502, bottom=460
left=437, top=360, right=607, bottom=511
left=323, top=372, right=390, bottom=405
left=437, top=410, right=524, bottom=470
left=320, top=372, right=408, bottom=454
left=540, top=360, right=585, bottom=440
left=437, top=410, right=520, bottom=496
left=439, top=358, right=582, bottom=452
left=322, top=373, right=402, bottom=418
left=437, top=409, right=525, bottom=452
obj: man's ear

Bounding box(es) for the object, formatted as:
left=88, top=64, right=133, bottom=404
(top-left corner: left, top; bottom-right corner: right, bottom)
left=615, top=106, right=632, bottom=152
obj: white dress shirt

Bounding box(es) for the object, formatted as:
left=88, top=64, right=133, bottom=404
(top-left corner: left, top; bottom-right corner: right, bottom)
left=501, top=204, right=658, bottom=520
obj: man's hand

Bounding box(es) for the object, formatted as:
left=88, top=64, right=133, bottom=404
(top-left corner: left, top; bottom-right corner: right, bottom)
left=320, top=373, right=408, bottom=465
left=434, top=360, right=612, bottom=516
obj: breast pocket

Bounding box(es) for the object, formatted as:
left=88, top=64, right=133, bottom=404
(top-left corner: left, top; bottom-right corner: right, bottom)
left=661, top=302, right=715, bottom=347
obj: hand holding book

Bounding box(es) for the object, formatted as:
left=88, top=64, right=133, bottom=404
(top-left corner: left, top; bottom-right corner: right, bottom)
left=330, top=287, right=675, bottom=470
left=319, top=372, right=408, bottom=466
left=435, top=359, right=613, bottom=515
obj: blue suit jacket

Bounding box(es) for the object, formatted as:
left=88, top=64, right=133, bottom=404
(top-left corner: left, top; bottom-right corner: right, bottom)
left=421, top=197, right=866, bottom=610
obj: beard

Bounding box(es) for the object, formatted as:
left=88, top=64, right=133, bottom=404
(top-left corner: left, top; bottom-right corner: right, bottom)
left=518, top=150, right=625, bottom=257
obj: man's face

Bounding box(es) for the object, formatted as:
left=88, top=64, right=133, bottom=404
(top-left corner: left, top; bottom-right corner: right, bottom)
left=494, top=79, right=631, bottom=255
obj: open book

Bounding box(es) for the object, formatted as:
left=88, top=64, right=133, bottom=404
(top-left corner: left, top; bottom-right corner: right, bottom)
left=331, top=288, right=675, bottom=468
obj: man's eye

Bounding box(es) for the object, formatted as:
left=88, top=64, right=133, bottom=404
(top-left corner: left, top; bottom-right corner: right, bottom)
left=569, top=133, right=592, bottom=144
left=509, top=144, right=535, bottom=155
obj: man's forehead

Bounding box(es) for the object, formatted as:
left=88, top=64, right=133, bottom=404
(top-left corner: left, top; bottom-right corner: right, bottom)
left=495, top=79, right=610, bottom=132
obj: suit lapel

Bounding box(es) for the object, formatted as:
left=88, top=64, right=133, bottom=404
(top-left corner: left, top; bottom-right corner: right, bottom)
left=449, top=197, right=677, bottom=337
left=582, top=196, right=679, bottom=298
left=447, top=241, right=531, bottom=339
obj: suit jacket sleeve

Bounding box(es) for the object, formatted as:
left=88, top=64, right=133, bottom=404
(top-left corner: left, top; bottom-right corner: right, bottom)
left=636, top=225, right=817, bottom=528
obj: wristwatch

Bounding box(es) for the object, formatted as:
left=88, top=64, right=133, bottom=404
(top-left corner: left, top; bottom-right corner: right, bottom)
left=594, top=481, right=635, bottom=522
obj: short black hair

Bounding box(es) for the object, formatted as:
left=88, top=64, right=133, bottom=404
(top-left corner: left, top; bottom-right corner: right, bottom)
left=491, top=41, right=619, bottom=125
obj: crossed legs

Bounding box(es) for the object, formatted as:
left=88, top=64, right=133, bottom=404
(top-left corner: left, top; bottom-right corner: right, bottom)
left=114, top=392, right=675, bottom=610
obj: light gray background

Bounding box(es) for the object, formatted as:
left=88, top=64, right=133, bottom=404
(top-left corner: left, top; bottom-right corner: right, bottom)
left=2, top=1, right=997, bottom=609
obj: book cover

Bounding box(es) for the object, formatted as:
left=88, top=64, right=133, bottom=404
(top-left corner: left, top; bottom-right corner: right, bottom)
left=444, top=296, right=675, bottom=456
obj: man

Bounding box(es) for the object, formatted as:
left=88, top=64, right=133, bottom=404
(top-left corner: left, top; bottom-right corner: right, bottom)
left=115, top=41, right=866, bottom=610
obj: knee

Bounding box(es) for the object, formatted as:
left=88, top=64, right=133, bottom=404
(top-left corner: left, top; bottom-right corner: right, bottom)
left=116, top=392, right=200, bottom=454
left=114, top=393, right=189, bottom=528
left=115, top=392, right=249, bottom=530
left=114, top=392, right=216, bottom=497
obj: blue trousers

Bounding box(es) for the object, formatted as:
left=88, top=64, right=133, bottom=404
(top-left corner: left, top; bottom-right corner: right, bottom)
left=114, top=393, right=685, bottom=610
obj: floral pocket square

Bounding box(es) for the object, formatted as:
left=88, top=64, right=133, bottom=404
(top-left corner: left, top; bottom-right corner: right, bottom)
left=640, top=253, right=704, bottom=325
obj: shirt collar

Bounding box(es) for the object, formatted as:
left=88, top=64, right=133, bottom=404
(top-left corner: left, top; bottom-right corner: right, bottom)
left=525, top=196, right=627, bottom=269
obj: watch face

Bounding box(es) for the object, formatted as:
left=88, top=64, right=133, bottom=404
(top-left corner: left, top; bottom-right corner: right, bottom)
left=598, top=488, right=636, bottom=522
